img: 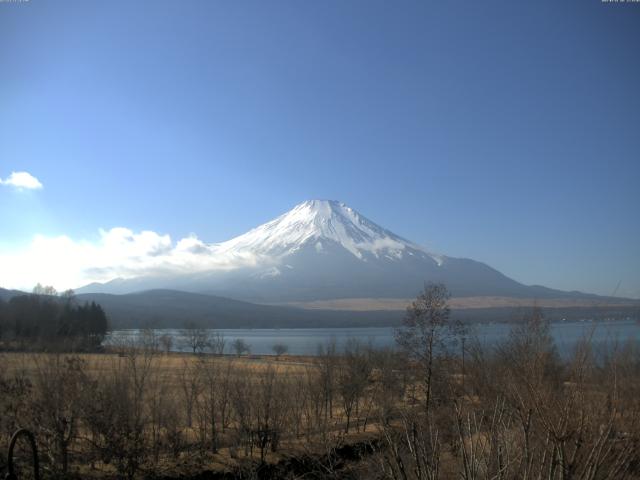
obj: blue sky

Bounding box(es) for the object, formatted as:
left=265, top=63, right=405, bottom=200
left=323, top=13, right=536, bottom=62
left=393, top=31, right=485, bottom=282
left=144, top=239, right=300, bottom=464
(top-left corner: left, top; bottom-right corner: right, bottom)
left=1, top=0, right=639, bottom=297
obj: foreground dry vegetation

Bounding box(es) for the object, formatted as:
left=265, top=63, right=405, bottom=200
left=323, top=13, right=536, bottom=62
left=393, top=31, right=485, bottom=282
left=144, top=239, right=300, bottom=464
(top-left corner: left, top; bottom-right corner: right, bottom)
left=1, top=287, right=639, bottom=479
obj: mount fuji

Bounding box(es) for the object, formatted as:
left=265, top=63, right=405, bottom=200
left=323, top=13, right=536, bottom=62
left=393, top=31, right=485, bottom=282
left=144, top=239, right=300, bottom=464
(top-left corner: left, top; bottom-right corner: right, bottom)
left=78, top=200, right=602, bottom=304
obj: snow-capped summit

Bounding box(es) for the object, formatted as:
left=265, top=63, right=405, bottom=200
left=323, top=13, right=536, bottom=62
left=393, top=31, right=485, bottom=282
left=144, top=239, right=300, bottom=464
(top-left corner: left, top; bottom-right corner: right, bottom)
left=214, top=199, right=443, bottom=264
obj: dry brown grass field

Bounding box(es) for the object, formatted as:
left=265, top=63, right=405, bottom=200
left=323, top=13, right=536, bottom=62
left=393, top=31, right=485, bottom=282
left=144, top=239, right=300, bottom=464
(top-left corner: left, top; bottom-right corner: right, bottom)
left=0, top=351, right=315, bottom=378
left=282, top=296, right=640, bottom=311
left=0, top=347, right=389, bottom=479
left=1, top=309, right=639, bottom=479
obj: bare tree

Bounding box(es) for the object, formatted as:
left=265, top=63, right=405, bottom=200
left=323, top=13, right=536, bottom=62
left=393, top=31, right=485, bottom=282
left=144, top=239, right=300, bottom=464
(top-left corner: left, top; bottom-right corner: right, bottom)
left=232, top=338, right=251, bottom=357
left=159, top=333, right=173, bottom=354
left=209, top=331, right=226, bottom=355
left=317, top=339, right=338, bottom=424
left=33, top=283, right=57, bottom=296
left=139, top=328, right=160, bottom=353
left=395, top=283, right=462, bottom=415
left=178, top=359, right=200, bottom=428
left=195, top=355, right=227, bottom=452
left=337, top=339, right=371, bottom=433
left=272, top=343, right=288, bottom=359
left=79, top=349, right=154, bottom=480
left=31, top=354, right=84, bottom=475
left=370, top=347, right=407, bottom=427
left=253, top=366, right=290, bottom=461
left=180, top=322, right=211, bottom=355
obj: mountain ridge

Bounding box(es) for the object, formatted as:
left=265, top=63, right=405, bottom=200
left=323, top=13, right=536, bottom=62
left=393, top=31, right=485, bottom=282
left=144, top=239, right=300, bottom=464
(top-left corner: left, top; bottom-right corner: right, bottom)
left=76, top=200, right=620, bottom=303
left=3, top=287, right=637, bottom=329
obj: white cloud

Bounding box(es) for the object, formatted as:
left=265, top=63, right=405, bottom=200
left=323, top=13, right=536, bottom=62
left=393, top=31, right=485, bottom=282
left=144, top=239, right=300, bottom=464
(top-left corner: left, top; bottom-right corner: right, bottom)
left=0, top=171, right=43, bottom=190
left=0, top=227, right=262, bottom=291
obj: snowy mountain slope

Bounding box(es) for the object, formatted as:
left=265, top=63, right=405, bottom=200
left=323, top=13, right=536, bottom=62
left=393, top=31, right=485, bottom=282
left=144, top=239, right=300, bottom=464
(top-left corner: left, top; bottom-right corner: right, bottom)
left=77, top=200, right=601, bottom=302
left=212, top=200, right=444, bottom=264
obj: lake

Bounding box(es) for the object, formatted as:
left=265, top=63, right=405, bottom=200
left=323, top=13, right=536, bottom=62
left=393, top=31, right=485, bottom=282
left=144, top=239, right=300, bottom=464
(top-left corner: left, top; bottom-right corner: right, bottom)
left=107, top=319, right=640, bottom=357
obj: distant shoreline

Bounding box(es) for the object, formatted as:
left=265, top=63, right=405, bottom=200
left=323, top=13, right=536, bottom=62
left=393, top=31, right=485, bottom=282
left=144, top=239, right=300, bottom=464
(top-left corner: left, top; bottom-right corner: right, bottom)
left=105, top=319, right=640, bottom=357
left=278, top=296, right=640, bottom=311
left=107, top=317, right=639, bottom=332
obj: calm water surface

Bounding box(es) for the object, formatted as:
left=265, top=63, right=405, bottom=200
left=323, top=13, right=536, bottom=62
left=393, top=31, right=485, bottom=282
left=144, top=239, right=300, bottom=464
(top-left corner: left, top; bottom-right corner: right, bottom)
left=107, top=319, right=640, bottom=357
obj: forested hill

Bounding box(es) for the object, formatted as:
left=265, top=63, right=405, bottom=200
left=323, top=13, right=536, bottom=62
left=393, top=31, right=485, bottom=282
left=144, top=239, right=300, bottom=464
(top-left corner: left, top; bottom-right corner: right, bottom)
left=0, top=287, right=23, bottom=302
left=1, top=288, right=637, bottom=332
left=75, top=289, right=402, bottom=329
left=77, top=289, right=639, bottom=329
left=0, top=291, right=108, bottom=347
